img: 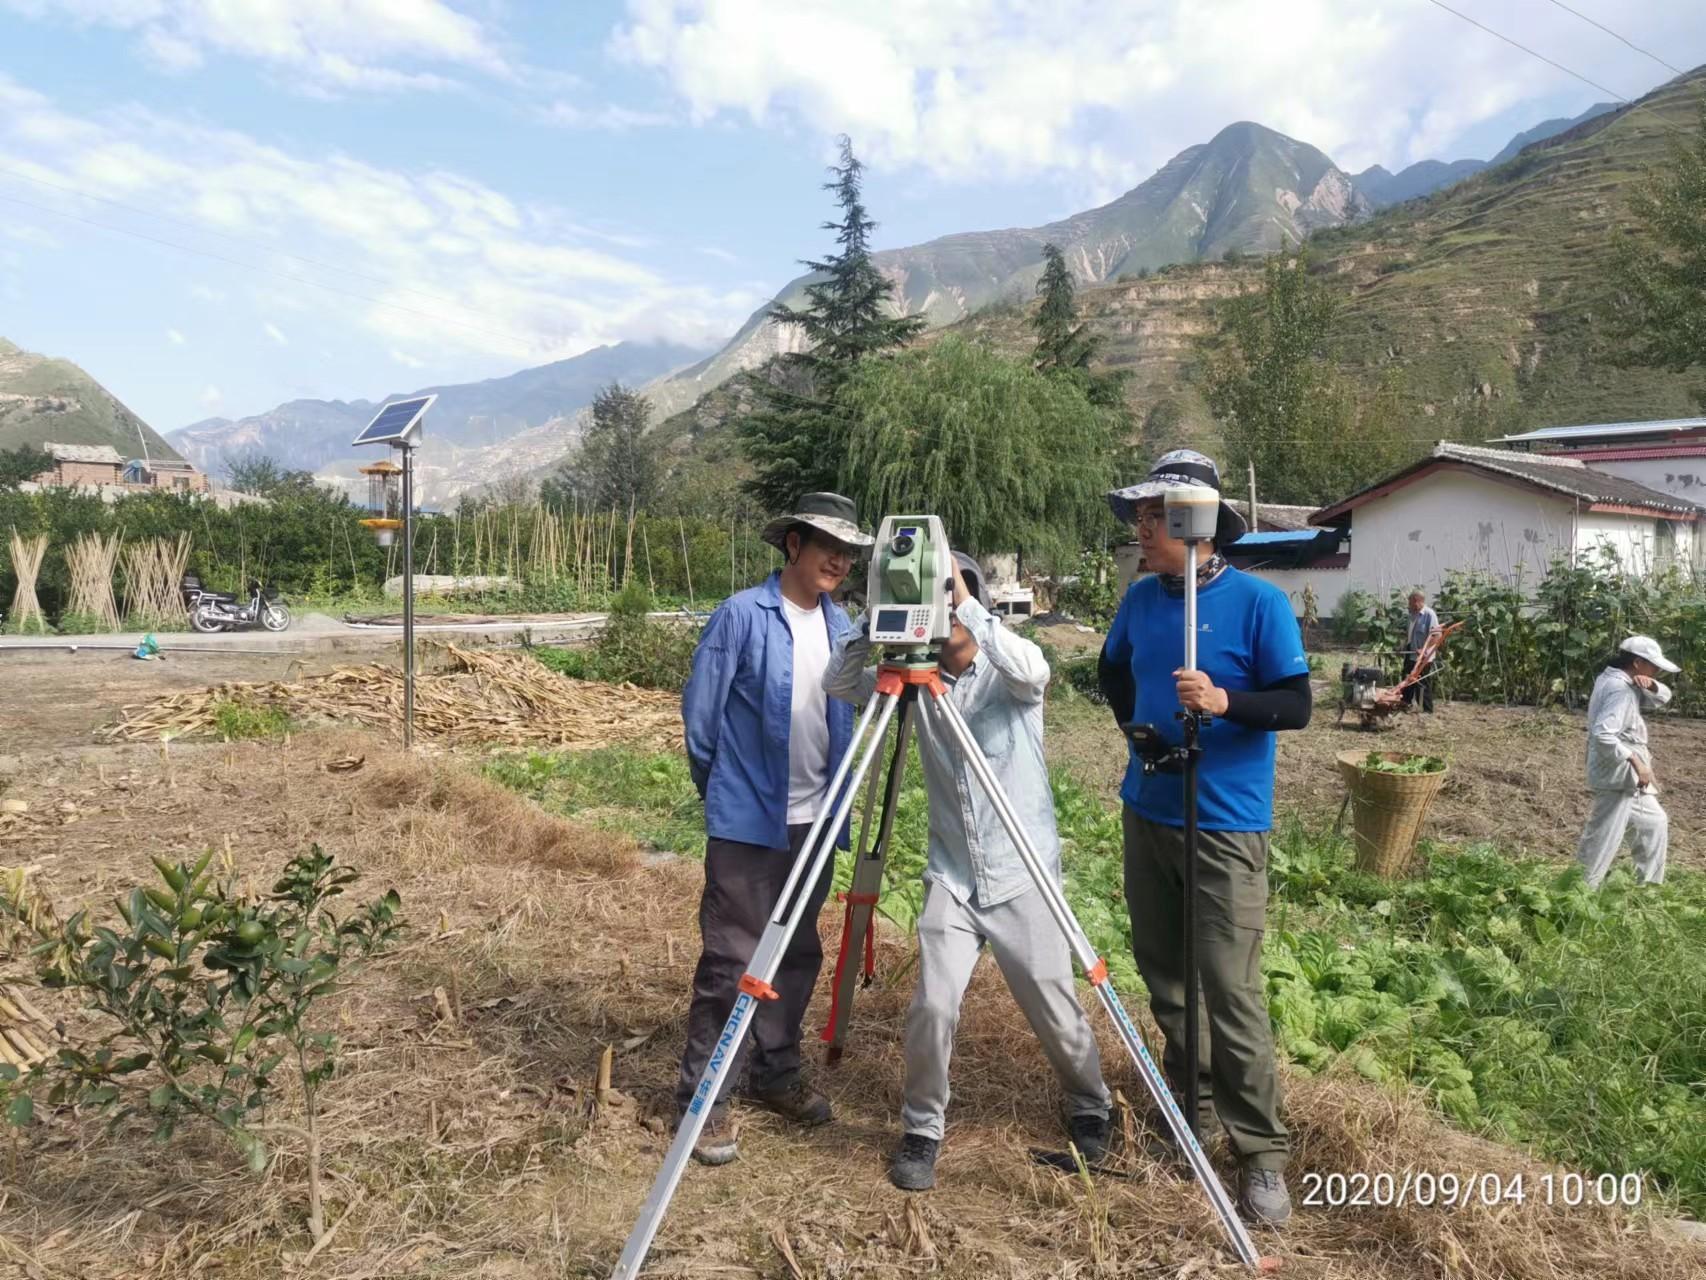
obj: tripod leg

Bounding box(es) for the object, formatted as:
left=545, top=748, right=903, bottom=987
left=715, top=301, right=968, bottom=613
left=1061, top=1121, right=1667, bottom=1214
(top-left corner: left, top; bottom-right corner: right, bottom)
left=611, top=690, right=900, bottom=1280
left=921, top=693, right=1273, bottom=1273
left=824, top=690, right=919, bottom=1062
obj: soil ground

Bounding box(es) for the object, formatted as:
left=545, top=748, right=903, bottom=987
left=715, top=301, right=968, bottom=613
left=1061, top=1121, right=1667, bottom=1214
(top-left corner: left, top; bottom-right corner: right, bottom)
left=0, top=651, right=1702, bottom=1278
left=1045, top=681, right=1706, bottom=874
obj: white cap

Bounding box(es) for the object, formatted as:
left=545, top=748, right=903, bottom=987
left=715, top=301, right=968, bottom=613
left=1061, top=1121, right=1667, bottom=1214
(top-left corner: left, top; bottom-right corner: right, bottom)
left=1620, top=634, right=1679, bottom=674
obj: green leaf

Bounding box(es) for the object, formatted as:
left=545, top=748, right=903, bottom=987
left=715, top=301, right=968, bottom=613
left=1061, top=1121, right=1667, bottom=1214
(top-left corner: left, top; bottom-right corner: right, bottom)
left=0, top=1064, right=17, bottom=1083
left=7, top=1095, right=34, bottom=1127
left=148, top=1084, right=176, bottom=1110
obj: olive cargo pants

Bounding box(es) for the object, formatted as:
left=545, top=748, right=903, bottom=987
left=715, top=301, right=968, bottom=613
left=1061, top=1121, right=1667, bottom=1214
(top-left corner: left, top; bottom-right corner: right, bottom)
left=1122, top=807, right=1288, bottom=1171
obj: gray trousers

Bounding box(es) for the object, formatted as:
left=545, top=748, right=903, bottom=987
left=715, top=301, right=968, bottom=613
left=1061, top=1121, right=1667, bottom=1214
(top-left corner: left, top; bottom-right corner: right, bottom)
left=901, top=881, right=1111, bottom=1141
left=1576, top=788, right=1668, bottom=888
left=1123, top=808, right=1288, bottom=1171
left=674, top=825, right=834, bottom=1115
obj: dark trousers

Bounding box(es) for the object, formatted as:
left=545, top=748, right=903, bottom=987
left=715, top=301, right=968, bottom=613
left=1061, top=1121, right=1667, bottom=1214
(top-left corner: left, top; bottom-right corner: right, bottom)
left=1122, top=807, right=1288, bottom=1171
left=674, top=824, right=834, bottom=1115
left=1401, top=654, right=1434, bottom=711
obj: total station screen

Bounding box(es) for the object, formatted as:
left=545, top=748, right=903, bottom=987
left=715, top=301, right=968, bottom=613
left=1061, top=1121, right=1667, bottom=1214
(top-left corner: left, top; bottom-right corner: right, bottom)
left=874, top=608, right=909, bottom=633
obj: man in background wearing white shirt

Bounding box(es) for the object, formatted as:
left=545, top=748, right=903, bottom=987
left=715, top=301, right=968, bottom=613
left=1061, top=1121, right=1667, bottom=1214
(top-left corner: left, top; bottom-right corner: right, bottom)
left=1576, top=635, right=1678, bottom=888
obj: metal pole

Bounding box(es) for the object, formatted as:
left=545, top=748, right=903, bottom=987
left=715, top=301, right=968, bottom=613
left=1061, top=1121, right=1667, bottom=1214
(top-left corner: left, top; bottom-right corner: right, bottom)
left=402, top=442, right=416, bottom=750
left=1182, top=539, right=1202, bottom=1144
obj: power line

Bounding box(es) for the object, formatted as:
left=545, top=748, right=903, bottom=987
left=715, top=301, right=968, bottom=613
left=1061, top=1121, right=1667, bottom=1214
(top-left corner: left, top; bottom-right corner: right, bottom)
left=0, top=162, right=526, bottom=325
left=0, top=189, right=550, bottom=351
left=1539, top=0, right=1685, bottom=78
left=1419, top=0, right=1692, bottom=141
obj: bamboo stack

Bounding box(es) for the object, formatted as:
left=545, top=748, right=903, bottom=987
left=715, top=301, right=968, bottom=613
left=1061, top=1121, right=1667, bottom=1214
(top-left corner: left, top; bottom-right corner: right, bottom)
left=0, top=983, right=53, bottom=1072
left=121, top=533, right=192, bottom=630
left=66, top=531, right=123, bottom=630
left=6, top=529, right=48, bottom=633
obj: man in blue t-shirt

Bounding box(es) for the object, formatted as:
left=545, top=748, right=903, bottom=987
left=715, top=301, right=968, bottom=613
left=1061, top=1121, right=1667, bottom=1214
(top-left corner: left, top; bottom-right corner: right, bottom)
left=1099, top=449, right=1312, bottom=1227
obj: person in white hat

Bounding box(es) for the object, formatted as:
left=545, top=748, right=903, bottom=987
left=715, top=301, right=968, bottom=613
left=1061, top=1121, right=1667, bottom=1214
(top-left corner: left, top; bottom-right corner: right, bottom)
left=1575, top=635, right=1678, bottom=888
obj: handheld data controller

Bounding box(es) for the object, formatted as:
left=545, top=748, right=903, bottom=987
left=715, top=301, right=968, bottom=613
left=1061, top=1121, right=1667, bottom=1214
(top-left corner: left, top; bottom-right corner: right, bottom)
left=865, top=514, right=953, bottom=647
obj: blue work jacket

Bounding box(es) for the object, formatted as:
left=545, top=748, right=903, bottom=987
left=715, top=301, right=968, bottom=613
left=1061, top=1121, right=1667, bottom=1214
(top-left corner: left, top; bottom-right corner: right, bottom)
left=681, top=571, right=855, bottom=850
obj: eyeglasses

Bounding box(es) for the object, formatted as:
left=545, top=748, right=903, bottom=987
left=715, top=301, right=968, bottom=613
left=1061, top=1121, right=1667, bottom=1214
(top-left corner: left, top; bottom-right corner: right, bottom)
left=1133, top=509, right=1166, bottom=532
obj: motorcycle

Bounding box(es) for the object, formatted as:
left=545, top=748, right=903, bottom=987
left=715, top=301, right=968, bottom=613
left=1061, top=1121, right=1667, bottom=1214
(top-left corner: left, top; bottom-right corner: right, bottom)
left=185, top=577, right=292, bottom=633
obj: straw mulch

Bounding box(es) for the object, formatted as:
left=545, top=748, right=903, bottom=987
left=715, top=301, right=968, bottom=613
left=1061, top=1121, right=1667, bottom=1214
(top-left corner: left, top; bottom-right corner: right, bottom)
left=97, top=644, right=682, bottom=749
left=0, top=732, right=1700, bottom=1279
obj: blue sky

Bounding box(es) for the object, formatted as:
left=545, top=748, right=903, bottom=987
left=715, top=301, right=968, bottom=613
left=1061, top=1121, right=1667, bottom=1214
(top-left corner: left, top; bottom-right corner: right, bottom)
left=1, top=1, right=1701, bottom=434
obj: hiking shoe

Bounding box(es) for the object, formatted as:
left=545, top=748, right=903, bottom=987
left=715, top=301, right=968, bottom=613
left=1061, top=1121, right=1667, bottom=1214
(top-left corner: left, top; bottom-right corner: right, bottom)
left=687, top=1110, right=738, bottom=1167
left=752, top=1076, right=832, bottom=1128
left=889, top=1133, right=940, bottom=1191
left=1067, top=1112, right=1112, bottom=1165
left=1238, top=1167, right=1292, bottom=1226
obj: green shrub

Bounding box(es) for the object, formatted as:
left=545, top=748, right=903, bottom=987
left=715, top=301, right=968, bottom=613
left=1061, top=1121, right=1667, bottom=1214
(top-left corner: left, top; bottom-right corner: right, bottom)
left=1054, top=548, right=1121, bottom=629
left=211, top=699, right=293, bottom=741
left=533, top=583, right=699, bottom=693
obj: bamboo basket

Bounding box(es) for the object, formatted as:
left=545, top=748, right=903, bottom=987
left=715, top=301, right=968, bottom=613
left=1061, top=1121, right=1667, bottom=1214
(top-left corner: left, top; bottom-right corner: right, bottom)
left=1336, top=750, right=1449, bottom=879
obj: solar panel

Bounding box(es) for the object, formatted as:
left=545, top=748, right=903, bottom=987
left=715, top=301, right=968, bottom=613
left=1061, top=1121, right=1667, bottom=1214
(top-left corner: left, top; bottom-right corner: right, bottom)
left=352, top=394, right=435, bottom=446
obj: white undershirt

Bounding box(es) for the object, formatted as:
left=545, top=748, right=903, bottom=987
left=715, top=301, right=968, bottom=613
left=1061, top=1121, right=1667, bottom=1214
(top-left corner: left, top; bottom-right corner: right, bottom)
left=782, top=594, right=831, bottom=823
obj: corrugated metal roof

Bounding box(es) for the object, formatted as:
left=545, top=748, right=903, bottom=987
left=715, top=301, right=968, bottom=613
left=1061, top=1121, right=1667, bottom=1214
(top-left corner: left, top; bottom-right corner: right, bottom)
left=1492, top=417, right=1706, bottom=444
left=1228, top=530, right=1319, bottom=546
left=43, top=442, right=124, bottom=465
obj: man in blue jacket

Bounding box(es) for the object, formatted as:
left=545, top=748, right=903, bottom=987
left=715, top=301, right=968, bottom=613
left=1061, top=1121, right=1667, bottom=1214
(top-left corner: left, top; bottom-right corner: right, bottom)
left=1099, top=450, right=1312, bottom=1227
left=676, top=492, right=874, bottom=1167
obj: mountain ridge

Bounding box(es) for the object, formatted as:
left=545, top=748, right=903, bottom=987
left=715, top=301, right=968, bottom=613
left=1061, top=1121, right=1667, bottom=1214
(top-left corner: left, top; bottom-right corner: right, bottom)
left=1, top=339, right=183, bottom=464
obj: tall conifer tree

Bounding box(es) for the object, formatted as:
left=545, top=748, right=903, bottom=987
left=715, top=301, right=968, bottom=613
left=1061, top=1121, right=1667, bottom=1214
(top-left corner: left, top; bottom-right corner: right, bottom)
left=739, top=136, right=923, bottom=510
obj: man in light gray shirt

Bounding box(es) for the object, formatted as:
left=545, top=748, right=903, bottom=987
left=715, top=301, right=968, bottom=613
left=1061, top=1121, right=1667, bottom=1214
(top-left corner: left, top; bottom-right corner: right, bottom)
left=824, top=552, right=1111, bottom=1192
left=1576, top=635, right=1677, bottom=888
left=1402, top=590, right=1441, bottom=713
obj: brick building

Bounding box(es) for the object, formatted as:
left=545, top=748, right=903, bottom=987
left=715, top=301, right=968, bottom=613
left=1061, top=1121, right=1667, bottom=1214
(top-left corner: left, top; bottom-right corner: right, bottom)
left=34, top=442, right=125, bottom=487
left=123, top=457, right=210, bottom=493
left=32, top=442, right=210, bottom=493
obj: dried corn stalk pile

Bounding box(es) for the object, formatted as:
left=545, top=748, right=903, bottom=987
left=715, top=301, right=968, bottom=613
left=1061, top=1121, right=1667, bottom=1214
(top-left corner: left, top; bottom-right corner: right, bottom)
left=100, top=644, right=683, bottom=750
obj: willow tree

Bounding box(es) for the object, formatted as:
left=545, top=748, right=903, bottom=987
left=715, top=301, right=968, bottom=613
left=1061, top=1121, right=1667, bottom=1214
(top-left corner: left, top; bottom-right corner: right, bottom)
left=835, top=336, right=1122, bottom=567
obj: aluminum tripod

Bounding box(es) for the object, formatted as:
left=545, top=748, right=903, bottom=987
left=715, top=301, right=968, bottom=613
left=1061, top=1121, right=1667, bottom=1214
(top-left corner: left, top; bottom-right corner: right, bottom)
left=611, top=653, right=1277, bottom=1277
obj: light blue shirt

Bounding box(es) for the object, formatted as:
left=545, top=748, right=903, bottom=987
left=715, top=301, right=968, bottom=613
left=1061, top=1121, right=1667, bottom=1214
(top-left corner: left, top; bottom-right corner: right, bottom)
left=823, top=598, right=1059, bottom=908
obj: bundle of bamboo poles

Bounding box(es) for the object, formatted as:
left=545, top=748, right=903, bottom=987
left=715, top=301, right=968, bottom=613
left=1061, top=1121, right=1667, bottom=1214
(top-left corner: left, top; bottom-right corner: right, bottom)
left=121, top=533, right=191, bottom=630
left=6, top=529, right=48, bottom=634
left=65, top=531, right=123, bottom=631
left=0, top=983, right=53, bottom=1072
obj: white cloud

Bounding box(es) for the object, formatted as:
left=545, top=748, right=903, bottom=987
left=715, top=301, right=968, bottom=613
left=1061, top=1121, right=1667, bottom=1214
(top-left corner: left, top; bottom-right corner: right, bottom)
left=0, top=74, right=763, bottom=368
left=200, top=383, right=222, bottom=408
left=697, top=245, right=737, bottom=264
left=610, top=0, right=1701, bottom=185
left=542, top=100, right=675, bottom=130
left=263, top=322, right=289, bottom=346
left=2, top=0, right=508, bottom=93
left=390, top=348, right=426, bottom=369
left=166, top=327, right=186, bottom=345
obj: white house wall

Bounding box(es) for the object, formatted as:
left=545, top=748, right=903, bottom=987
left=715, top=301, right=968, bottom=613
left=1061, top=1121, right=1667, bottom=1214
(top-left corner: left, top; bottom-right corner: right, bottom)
left=1586, top=456, right=1706, bottom=507
left=1339, top=471, right=1576, bottom=606
left=1572, top=511, right=1697, bottom=574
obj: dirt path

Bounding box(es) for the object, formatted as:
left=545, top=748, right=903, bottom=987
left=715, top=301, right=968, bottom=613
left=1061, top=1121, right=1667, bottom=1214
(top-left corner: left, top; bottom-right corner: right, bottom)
left=1047, top=684, right=1706, bottom=872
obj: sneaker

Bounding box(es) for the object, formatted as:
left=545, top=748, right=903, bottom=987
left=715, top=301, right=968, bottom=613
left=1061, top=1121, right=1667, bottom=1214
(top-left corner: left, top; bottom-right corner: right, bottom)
left=889, top=1132, right=940, bottom=1191
left=687, top=1109, right=738, bottom=1167
left=1238, top=1167, right=1292, bottom=1226
left=1067, top=1113, right=1112, bottom=1165
left=752, top=1076, right=832, bottom=1128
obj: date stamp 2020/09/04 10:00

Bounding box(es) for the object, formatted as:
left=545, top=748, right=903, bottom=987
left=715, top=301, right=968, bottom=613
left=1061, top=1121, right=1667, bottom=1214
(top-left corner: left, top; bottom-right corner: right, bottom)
left=1302, top=1170, right=1646, bottom=1210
